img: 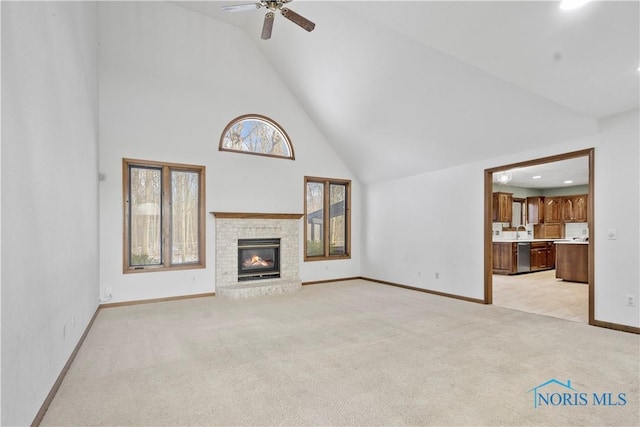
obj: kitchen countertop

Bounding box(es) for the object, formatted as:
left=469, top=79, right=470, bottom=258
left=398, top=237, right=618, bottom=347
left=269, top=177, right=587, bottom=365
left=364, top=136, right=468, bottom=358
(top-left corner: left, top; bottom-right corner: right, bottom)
left=493, top=239, right=588, bottom=244
left=492, top=238, right=561, bottom=243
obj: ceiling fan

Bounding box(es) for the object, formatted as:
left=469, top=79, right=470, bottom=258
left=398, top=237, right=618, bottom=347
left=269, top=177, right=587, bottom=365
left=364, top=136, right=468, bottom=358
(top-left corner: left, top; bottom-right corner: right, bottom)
left=222, top=0, right=316, bottom=40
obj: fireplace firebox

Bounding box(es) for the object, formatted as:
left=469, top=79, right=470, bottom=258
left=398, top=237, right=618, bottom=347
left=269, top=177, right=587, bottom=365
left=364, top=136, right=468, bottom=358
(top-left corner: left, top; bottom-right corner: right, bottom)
left=237, top=238, right=280, bottom=282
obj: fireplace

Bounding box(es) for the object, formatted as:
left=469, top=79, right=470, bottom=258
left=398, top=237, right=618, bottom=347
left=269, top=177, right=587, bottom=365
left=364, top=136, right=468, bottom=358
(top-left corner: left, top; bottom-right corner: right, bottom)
left=237, top=238, right=280, bottom=282
left=213, top=212, right=302, bottom=298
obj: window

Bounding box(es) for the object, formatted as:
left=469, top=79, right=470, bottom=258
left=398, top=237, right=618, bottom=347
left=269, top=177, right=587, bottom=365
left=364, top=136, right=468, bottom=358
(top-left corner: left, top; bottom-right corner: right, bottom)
left=304, top=176, right=351, bottom=261
left=123, top=159, right=205, bottom=273
left=219, top=114, right=294, bottom=160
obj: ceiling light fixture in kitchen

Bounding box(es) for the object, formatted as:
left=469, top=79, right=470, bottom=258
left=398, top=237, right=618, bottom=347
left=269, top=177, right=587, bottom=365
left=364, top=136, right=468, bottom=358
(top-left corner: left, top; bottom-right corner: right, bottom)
left=532, top=175, right=542, bottom=179
left=564, top=180, right=574, bottom=184
left=496, top=171, right=512, bottom=184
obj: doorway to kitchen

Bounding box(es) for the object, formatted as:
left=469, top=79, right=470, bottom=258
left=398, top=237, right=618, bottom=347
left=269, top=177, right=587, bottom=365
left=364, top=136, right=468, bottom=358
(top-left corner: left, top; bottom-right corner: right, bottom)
left=484, top=149, right=594, bottom=325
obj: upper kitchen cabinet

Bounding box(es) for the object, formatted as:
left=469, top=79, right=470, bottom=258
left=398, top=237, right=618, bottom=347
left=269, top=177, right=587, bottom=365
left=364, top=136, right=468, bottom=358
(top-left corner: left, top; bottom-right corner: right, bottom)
left=544, top=197, right=562, bottom=223
left=527, top=196, right=545, bottom=224
left=492, top=192, right=513, bottom=223
left=562, top=194, right=588, bottom=222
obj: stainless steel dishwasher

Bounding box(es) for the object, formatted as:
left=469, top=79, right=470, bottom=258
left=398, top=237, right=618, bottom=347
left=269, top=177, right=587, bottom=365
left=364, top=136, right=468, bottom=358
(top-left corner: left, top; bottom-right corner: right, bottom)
left=517, top=242, right=531, bottom=273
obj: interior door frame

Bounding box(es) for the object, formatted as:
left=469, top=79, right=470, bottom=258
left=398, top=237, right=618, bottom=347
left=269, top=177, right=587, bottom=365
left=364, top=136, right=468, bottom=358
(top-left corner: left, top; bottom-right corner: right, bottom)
left=483, top=148, right=595, bottom=325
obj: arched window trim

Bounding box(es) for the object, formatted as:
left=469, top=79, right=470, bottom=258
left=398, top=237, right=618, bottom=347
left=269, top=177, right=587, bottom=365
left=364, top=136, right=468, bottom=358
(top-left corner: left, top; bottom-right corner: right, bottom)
left=219, top=114, right=295, bottom=160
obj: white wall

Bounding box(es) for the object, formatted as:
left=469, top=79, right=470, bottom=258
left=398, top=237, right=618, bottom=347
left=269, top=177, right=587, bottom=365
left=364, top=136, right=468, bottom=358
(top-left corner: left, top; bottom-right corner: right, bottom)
left=1, top=2, right=99, bottom=425
left=98, top=2, right=360, bottom=303
left=363, top=109, right=639, bottom=328
left=594, top=109, right=639, bottom=325
left=363, top=164, right=486, bottom=299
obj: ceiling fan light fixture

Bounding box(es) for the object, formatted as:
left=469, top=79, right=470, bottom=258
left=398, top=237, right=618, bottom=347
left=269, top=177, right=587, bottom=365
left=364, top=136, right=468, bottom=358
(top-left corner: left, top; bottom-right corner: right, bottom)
left=222, top=0, right=315, bottom=38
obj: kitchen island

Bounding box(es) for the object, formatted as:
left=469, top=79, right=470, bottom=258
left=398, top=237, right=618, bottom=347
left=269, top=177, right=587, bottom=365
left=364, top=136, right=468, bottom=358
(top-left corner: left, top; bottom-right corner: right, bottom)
left=555, top=241, right=588, bottom=283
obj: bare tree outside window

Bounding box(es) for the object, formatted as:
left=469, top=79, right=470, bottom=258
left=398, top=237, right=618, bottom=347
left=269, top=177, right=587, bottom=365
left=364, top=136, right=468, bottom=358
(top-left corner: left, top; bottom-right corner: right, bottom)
left=329, top=184, right=346, bottom=255
left=304, top=177, right=351, bottom=261
left=219, top=114, right=295, bottom=160
left=130, top=167, right=162, bottom=265
left=171, top=170, right=200, bottom=264
left=124, top=159, right=205, bottom=273
left=306, top=181, right=324, bottom=257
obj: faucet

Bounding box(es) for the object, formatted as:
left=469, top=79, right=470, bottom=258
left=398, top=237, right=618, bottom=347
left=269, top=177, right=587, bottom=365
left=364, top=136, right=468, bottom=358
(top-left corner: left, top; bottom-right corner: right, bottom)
left=516, top=224, right=527, bottom=240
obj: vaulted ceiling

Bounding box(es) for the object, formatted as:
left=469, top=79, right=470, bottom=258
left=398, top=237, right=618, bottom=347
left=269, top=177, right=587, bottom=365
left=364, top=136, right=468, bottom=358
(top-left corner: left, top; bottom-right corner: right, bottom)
left=172, top=1, right=639, bottom=184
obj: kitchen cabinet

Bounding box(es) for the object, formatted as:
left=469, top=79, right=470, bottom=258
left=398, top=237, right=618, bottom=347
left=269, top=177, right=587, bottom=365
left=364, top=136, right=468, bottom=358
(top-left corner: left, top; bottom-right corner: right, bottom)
left=547, top=243, right=556, bottom=269
left=533, top=223, right=562, bottom=239
left=530, top=241, right=555, bottom=271
left=544, top=197, right=562, bottom=223
left=492, top=242, right=516, bottom=275
left=492, top=192, right=513, bottom=223
left=562, top=194, right=588, bottom=222
left=556, top=242, right=588, bottom=283
left=493, top=240, right=556, bottom=275
left=527, top=196, right=545, bottom=224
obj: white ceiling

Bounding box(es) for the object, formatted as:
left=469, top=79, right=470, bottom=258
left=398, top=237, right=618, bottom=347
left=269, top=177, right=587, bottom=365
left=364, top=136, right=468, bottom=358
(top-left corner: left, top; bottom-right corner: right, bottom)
left=493, top=156, right=589, bottom=189
left=171, top=1, right=639, bottom=184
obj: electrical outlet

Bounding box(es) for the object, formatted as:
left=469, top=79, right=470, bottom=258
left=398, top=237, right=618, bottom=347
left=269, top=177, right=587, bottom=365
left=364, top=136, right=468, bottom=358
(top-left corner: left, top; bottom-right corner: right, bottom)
left=607, top=229, right=617, bottom=240
left=105, top=287, right=113, bottom=297
left=435, top=272, right=440, bottom=279
left=626, top=295, right=636, bottom=307
left=418, top=271, right=422, bottom=277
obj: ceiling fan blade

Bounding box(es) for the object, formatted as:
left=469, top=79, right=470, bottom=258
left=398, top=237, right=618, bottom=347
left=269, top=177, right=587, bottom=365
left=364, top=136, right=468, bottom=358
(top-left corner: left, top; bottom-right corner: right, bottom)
left=261, top=12, right=274, bottom=40
left=280, top=7, right=315, bottom=32
left=222, top=3, right=261, bottom=13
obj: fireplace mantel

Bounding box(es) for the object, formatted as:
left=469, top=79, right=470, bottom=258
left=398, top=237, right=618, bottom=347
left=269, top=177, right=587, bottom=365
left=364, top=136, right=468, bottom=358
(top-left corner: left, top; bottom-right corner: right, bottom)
left=211, top=212, right=303, bottom=220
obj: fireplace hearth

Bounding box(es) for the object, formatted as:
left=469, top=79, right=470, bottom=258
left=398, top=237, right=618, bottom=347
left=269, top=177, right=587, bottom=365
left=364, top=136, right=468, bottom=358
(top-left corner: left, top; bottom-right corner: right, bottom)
left=238, top=238, right=280, bottom=281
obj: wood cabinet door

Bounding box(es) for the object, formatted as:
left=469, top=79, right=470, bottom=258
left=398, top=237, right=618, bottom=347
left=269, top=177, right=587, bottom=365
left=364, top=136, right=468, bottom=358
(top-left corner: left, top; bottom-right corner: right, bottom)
left=500, top=194, right=512, bottom=222
left=573, top=195, right=588, bottom=222
left=543, top=223, right=563, bottom=239
left=545, top=197, right=561, bottom=223
left=492, top=192, right=513, bottom=223
left=562, top=195, right=588, bottom=222
left=562, top=197, right=574, bottom=222
left=527, top=197, right=544, bottom=224
left=492, top=243, right=515, bottom=274
left=530, top=248, right=540, bottom=271
left=530, top=242, right=552, bottom=271
left=547, top=243, right=556, bottom=269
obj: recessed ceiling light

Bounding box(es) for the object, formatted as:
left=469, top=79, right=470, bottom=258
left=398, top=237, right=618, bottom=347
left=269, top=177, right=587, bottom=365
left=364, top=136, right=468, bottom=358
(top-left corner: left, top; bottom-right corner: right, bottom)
left=564, top=180, right=574, bottom=184
left=559, top=0, right=590, bottom=10
left=532, top=175, right=542, bottom=179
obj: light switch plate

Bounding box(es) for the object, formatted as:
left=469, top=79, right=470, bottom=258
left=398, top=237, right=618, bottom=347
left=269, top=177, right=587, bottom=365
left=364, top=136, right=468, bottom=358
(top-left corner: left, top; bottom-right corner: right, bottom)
left=607, top=229, right=617, bottom=240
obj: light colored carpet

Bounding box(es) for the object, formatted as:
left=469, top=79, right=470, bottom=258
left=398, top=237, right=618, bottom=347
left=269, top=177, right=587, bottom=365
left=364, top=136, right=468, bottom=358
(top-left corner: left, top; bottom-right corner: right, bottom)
left=41, top=280, right=639, bottom=426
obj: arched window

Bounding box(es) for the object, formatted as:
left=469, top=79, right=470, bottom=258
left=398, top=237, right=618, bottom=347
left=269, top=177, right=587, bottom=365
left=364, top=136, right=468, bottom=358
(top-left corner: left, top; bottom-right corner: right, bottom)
left=219, top=114, right=294, bottom=160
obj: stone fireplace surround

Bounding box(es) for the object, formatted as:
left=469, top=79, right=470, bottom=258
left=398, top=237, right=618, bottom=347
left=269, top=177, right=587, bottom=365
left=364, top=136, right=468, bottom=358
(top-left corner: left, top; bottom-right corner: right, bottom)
left=212, top=212, right=303, bottom=298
